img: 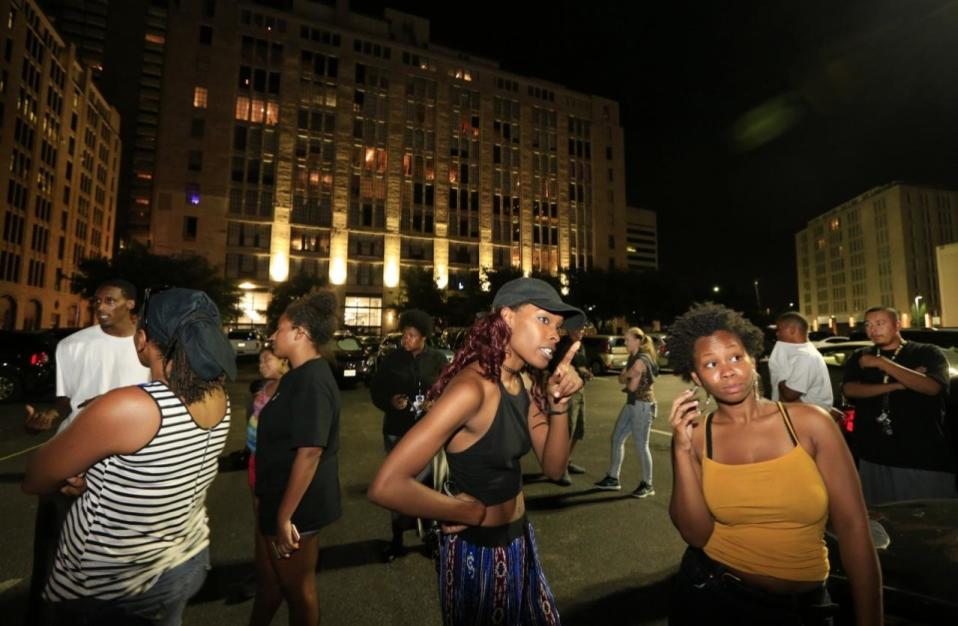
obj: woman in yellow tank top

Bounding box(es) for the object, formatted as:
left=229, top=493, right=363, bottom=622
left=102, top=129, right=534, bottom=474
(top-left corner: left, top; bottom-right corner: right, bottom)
left=666, top=304, right=882, bottom=626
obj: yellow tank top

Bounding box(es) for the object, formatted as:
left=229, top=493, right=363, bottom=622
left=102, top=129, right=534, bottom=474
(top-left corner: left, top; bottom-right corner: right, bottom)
left=702, top=403, right=829, bottom=582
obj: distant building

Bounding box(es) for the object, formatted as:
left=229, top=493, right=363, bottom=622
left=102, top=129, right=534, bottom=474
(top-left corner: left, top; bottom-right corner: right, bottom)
left=625, top=206, right=657, bottom=271
left=0, top=0, right=121, bottom=329
left=144, top=0, right=627, bottom=331
left=795, top=182, right=958, bottom=330
left=936, top=242, right=958, bottom=327
left=39, top=0, right=170, bottom=246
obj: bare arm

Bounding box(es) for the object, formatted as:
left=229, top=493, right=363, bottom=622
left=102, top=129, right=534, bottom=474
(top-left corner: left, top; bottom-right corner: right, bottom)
left=777, top=380, right=803, bottom=402
left=873, top=358, right=942, bottom=396
left=801, top=405, right=883, bottom=626
left=626, top=359, right=646, bottom=393
left=24, top=396, right=72, bottom=434
left=273, top=446, right=324, bottom=554
left=22, top=388, right=158, bottom=494
left=368, top=376, right=486, bottom=527
left=528, top=341, right=583, bottom=479
left=668, top=390, right=714, bottom=547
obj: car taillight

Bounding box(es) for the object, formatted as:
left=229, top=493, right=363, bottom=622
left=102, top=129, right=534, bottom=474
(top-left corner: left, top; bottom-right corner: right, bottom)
left=658, top=343, right=667, bottom=355
left=30, top=351, right=50, bottom=367
left=842, top=407, right=855, bottom=432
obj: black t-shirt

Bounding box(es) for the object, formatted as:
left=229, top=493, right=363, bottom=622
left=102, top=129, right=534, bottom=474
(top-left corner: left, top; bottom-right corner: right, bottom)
left=843, top=341, right=954, bottom=472
left=371, top=346, right=448, bottom=437
left=549, top=335, right=588, bottom=372
left=255, top=357, right=342, bottom=533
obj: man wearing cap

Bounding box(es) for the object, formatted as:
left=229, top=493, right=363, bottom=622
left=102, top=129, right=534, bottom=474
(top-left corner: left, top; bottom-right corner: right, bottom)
left=370, top=308, right=448, bottom=561
left=23, top=278, right=151, bottom=625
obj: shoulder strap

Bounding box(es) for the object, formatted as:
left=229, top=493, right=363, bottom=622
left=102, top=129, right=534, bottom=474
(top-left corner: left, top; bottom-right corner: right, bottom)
left=777, top=401, right=799, bottom=446
left=705, top=412, right=714, bottom=459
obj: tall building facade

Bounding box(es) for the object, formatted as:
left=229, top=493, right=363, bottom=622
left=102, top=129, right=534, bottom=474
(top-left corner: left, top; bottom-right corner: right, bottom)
left=625, top=206, right=657, bottom=271
left=795, top=182, right=958, bottom=329
left=39, top=0, right=170, bottom=245
left=0, top=0, right=121, bottom=329
left=151, top=0, right=627, bottom=330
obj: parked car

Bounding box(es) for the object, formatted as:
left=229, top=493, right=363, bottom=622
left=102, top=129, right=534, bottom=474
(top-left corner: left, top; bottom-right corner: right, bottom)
left=0, top=330, right=57, bottom=402
left=811, top=335, right=850, bottom=348
left=368, top=332, right=454, bottom=379
left=228, top=329, right=266, bottom=357
left=430, top=332, right=455, bottom=364
left=648, top=331, right=670, bottom=371
left=439, top=326, right=469, bottom=354
left=826, top=499, right=958, bottom=624
left=581, top=335, right=629, bottom=375
left=322, top=331, right=370, bottom=387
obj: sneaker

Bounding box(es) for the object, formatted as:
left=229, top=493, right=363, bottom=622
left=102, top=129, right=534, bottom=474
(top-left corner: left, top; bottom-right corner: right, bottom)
left=567, top=461, right=587, bottom=475
left=555, top=471, right=573, bottom=487
left=631, top=482, right=655, bottom=498
left=593, top=475, right=621, bottom=491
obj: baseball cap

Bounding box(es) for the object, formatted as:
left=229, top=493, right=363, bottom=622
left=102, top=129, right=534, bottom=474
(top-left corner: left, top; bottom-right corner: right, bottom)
left=492, top=277, right=586, bottom=330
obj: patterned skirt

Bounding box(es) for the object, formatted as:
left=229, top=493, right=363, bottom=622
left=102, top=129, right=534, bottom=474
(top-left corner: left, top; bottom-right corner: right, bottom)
left=438, top=516, right=560, bottom=626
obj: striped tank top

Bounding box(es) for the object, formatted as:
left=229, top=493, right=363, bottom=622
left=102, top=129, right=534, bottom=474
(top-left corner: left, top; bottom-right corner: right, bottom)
left=45, top=381, right=231, bottom=600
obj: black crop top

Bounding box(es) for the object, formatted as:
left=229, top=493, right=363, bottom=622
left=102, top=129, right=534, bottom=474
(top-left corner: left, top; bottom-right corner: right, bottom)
left=445, top=380, right=532, bottom=506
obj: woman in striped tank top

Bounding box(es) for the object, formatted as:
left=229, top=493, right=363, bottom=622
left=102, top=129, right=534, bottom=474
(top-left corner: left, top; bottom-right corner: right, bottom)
left=23, top=288, right=237, bottom=626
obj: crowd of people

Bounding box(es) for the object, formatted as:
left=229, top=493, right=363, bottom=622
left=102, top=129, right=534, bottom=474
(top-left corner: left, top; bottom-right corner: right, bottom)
left=17, top=276, right=958, bottom=625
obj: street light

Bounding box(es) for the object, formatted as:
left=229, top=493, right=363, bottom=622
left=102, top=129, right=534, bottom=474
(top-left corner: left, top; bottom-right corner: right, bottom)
left=712, top=285, right=720, bottom=293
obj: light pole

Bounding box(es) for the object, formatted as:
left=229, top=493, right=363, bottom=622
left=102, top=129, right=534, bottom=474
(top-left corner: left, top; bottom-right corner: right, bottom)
left=753, top=279, right=762, bottom=311
left=914, top=295, right=924, bottom=328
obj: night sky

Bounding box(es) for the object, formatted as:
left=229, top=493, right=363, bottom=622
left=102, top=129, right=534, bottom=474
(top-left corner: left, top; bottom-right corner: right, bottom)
left=354, top=0, right=958, bottom=311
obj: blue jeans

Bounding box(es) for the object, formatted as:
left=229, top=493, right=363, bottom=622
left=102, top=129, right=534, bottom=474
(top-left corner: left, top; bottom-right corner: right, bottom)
left=52, top=546, right=210, bottom=626
left=607, top=401, right=655, bottom=484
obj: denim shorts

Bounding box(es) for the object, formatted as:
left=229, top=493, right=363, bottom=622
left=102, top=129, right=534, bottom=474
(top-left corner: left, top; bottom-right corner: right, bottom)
left=52, top=546, right=210, bottom=626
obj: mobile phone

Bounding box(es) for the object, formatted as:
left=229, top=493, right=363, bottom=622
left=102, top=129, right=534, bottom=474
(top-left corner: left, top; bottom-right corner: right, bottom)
left=685, top=386, right=711, bottom=415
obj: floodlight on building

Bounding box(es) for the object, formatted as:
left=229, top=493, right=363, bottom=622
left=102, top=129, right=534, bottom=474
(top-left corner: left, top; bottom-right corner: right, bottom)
left=330, top=256, right=347, bottom=285
left=269, top=252, right=289, bottom=282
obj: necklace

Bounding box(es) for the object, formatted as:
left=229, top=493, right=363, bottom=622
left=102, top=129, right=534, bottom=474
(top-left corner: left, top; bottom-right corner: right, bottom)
left=878, top=340, right=906, bottom=384
left=502, top=363, right=522, bottom=377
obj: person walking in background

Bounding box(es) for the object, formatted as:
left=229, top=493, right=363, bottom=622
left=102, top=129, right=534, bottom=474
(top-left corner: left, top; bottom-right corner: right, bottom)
left=595, top=327, right=659, bottom=498
left=550, top=325, right=593, bottom=486
left=22, top=278, right=151, bottom=625
left=667, top=303, right=881, bottom=625
left=251, top=291, right=342, bottom=626
left=370, top=309, right=448, bottom=561
left=842, top=306, right=956, bottom=505
left=368, top=277, right=585, bottom=625
left=768, top=312, right=834, bottom=411
left=236, top=346, right=288, bottom=601
left=22, top=287, right=236, bottom=625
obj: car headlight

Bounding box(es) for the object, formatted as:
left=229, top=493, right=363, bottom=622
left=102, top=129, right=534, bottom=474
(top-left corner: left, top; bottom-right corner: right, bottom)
left=950, top=367, right=958, bottom=378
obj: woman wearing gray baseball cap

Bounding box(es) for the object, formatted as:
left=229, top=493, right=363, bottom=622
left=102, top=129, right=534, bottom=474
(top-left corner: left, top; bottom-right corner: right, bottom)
left=23, top=288, right=234, bottom=625
left=369, top=277, right=585, bottom=625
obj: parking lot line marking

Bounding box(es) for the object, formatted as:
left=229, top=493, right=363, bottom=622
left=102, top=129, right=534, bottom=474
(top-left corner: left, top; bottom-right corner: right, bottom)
left=651, top=428, right=673, bottom=438
left=0, top=442, right=43, bottom=463
left=0, top=578, right=22, bottom=594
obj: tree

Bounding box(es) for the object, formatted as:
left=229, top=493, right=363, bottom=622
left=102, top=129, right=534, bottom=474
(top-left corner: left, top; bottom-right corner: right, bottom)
left=265, top=271, right=328, bottom=331
left=396, top=266, right=445, bottom=318
left=72, top=242, right=241, bottom=320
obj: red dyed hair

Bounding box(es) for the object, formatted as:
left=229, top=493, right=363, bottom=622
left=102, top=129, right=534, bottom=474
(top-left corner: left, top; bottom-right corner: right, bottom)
left=429, top=308, right=548, bottom=413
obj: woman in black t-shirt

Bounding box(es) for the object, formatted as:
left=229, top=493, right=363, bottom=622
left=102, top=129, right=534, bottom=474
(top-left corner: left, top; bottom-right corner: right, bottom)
left=250, top=291, right=342, bottom=626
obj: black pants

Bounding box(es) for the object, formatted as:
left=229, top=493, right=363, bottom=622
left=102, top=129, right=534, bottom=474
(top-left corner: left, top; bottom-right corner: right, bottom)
left=669, top=548, right=838, bottom=626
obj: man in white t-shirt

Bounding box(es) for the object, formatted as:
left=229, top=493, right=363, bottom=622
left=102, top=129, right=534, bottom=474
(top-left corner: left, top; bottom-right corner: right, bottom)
left=24, top=278, right=151, bottom=624
left=768, top=311, right=834, bottom=411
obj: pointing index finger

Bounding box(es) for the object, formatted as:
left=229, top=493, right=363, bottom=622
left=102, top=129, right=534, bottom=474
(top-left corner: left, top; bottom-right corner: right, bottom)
left=557, top=341, right=581, bottom=368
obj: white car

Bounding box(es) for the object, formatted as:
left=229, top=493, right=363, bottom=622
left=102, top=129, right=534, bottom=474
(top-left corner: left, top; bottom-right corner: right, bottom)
left=228, top=329, right=265, bottom=356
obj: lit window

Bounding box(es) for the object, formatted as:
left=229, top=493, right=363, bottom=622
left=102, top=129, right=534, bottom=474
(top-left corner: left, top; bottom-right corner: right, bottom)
left=402, top=153, right=412, bottom=176
left=193, top=87, right=208, bottom=109
left=251, top=99, right=265, bottom=123
left=364, top=147, right=376, bottom=168
left=235, top=96, right=250, bottom=120
left=145, top=33, right=165, bottom=45
left=265, top=101, right=278, bottom=125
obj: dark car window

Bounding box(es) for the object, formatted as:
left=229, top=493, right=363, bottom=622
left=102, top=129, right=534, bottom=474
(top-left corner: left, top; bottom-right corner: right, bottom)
left=228, top=330, right=259, bottom=340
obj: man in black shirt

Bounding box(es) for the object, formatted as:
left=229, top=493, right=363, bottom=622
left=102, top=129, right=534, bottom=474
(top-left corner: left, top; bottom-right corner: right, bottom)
left=842, top=306, right=956, bottom=504
left=370, top=309, right=448, bottom=561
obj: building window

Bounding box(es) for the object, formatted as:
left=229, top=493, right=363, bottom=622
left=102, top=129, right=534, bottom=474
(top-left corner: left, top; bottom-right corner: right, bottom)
left=199, top=25, right=213, bottom=45
left=193, top=87, right=208, bottom=109
left=343, top=296, right=382, bottom=330
left=183, top=216, right=198, bottom=241
left=190, top=118, right=205, bottom=138
left=188, top=150, right=203, bottom=171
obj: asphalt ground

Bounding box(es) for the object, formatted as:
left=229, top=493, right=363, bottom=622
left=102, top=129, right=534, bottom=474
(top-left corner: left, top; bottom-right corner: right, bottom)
left=0, top=361, right=692, bottom=625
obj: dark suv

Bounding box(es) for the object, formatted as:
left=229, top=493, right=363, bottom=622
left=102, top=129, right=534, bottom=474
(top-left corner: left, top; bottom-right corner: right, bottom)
left=0, top=330, right=57, bottom=402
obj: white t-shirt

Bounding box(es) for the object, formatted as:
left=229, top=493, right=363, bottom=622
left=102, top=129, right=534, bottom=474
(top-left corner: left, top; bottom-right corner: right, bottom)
left=768, top=341, right=834, bottom=410
left=55, top=324, right=152, bottom=431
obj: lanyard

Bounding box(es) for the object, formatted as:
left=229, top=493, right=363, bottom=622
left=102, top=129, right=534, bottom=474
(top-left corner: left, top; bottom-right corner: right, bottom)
left=878, top=340, right=906, bottom=384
